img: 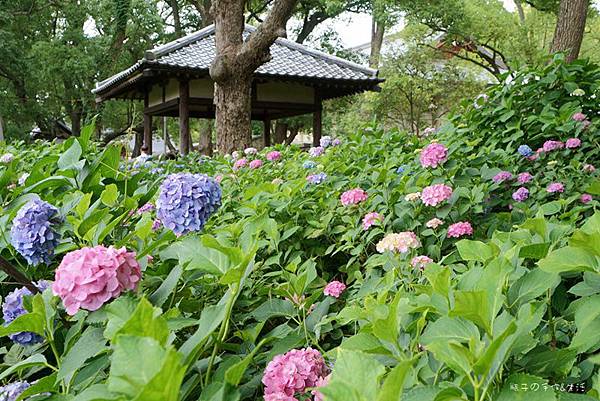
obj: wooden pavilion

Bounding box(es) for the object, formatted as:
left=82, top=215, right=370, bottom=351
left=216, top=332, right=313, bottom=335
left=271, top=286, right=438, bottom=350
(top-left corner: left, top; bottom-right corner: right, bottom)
left=93, top=24, right=383, bottom=155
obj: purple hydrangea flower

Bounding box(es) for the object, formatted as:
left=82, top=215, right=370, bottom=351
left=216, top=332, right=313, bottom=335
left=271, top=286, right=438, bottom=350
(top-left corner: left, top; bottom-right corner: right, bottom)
left=306, top=173, right=327, bottom=185
left=0, top=381, right=30, bottom=401
left=319, top=136, right=332, bottom=148
left=10, top=199, right=61, bottom=266
left=137, top=203, right=155, bottom=215
left=512, top=187, right=529, bottom=202
left=309, top=147, right=325, bottom=157
left=2, top=282, right=50, bottom=346
left=518, top=145, right=533, bottom=157
left=492, top=171, right=513, bottom=183
left=156, top=173, right=221, bottom=236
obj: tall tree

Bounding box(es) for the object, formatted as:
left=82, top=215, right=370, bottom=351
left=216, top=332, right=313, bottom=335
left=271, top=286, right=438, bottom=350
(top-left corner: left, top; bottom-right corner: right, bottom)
left=550, top=0, right=589, bottom=62
left=210, top=0, right=298, bottom=153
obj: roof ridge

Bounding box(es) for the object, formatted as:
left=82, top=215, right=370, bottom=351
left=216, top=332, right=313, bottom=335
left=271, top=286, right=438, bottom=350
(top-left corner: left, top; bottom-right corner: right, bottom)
left=145, top=25, right=216, bottom=60
left=243, top=25, right=378, bottom=78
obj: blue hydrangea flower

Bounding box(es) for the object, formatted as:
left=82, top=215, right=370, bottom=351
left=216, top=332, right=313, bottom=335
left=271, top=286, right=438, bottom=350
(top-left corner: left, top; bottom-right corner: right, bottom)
left=303, top=161, right=317, bottom=169
left=396, top=165, right=409, bottom=174
left=0, top=381, right=30, bottom=401
left=320, top=136, right=332, bottom=148
left=306, top=172, right=327, bottom=185
left=150, top=167, right=164, bottom=175
left=2, top=282, right=49, bottom=346
left=518, top=145, right=533, bottom=157
left=10, top=199, right=61, bottom=266
left=156, top=173, right=221, bottom=235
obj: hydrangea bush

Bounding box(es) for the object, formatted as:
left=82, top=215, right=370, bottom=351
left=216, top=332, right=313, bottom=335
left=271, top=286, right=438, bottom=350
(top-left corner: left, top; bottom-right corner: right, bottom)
left=0, top=57, right=598, bottom=401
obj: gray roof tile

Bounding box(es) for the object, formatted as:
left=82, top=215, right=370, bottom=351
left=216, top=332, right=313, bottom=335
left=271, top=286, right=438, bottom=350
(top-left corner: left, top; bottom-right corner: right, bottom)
left=94, top=25, right=380, bottom=94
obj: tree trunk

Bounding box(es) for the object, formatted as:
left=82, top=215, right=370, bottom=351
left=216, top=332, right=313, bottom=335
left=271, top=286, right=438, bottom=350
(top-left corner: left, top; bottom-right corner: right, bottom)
left=285, top=126, right=299, bottom=145
left=169, top=0, right=183, bottom=37
left=210, top=0, right=298, bottom=154
left=214, top=79, right=252, bottom=152
left=199, top=120, right=213, bottom=156
left=369, top=17, right=385, bottom=68
left=71, top=110, right=81, bottom=137
left=550, top=0, right=588, bottom=62
left=132, top=128, right=143, bottom=157
left=274, top=121, right=288, bottom=143
left=0, top=115, right=4, bottom=142
left=514, top=0, right=526, bottom=25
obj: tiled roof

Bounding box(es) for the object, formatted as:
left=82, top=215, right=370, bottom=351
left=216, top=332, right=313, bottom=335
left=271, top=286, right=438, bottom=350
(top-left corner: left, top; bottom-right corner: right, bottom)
left=93, top=25, right=380, bottom=94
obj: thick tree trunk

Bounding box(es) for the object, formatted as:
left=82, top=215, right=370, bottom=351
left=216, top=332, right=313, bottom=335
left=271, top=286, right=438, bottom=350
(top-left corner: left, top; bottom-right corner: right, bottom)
left=210, top=0, right=298, bottom=154
left=133, top=129, right=143, bottom=157
left=369, top=18, right=385, bottom=69
left=550, top=0, right=588, bottom=62
left=214, top=79, right=252, bottom=152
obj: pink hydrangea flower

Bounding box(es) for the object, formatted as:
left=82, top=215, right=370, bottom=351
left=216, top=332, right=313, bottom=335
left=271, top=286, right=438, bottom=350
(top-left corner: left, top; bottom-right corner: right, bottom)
left=52, top=246, right=141, bottom=315
left=492, top=171, right=512, bottom=183
left=447, top=222, right=473, bottom=238
left=214, top=175, right=223, bottom=184
left=517, top=172, right=533, bottom=184
left=583, top=164, right=596, bottom=173
left=249, top=159, right=263, bottom=169
left=547, top=182, right=564, bottom=193
left=573, top=112, right=587, bottom=122
left=581, top=194, right=593, bottom=203
left=152, top=218, right=162, bottom=231
left=362, top=212, right=383, bottom=230
left=324, top=281, right=346, bottom=298
left=565, top=138, right=581, bottom=149
left=420, top=143, right=448, bottom=168
left=266, top=151, right=282, bottom=161
left=376, top=232, right=420, bottom=253
left=262, top=348, right=328, bottom=397
left=233, top=158, right=248, bottom=170
left=426, top=218, right=444, bottom=229
left=542, top=140, right=564, bottom=152
left=264, top=393, right=298, bottom=401
left=420, top=184, right=453, bottom=206
left=312, top=374, right=330, bottom=401
left=411, top=255, right=433, bottom=270
left=340, top=188, right=368, bottom=206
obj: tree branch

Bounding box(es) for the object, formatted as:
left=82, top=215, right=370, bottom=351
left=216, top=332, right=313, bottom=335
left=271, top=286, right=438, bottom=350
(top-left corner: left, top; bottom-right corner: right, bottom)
left=0, top=256, right=38, bottom=293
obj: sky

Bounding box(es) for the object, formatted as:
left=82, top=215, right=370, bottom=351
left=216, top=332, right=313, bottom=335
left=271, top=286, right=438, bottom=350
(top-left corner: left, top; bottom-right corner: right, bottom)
left=328, top=0, right=517, bottom=48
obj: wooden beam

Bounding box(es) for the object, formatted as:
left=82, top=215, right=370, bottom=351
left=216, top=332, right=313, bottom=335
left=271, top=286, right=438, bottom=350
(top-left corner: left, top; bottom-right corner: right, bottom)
left=179, top=79, right=190, bottom=155
left=312, top=93, right=322, bottom=147
left=143, top=90, right=153, bottom=154
left=263, top=114, right=271, bottom=148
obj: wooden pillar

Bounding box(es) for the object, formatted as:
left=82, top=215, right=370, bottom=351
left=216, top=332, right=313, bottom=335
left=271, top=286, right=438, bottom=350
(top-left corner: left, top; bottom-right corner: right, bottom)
left=263, top=114, right=271, bottom=148
left=312, top=95, right=322, bottom=147
left=179, top=79, right=190, bottom=155
left=143, top=90, right=153, bottom=154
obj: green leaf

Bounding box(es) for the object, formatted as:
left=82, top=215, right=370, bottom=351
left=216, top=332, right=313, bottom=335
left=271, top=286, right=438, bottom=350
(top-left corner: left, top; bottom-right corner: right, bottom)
left=224, top=340, right=266, bottom=386
left=179, top=299, right=229, bottom=365
left=100, top=184, right=119, bottom=207
left=507, top=269, right=560, bottom=307
left=57, top=327, right=107, bottom=384
left=16, top=374, right=58, bottom=401
left=149, top=265, right=183, bottom=308
left=570, top=294, right=600, bottom=352
left=456, top=240, right=496, bottom=262
left=58, top=140, right=83, bottom=171
left=108, top=336, right=185, bottom=401
left=538, top=246, right=599, bottom=273
left=320, top=349, right=386, bottom=401
left=113, top=298, right=169, bottom=345
left=473, top=321, right=517, bottom=388
left=71, top=384, right=121, bottom=401
left=519, top=243, right=551, bottom=259
left=376, top=360, right=412, bottom=401
left=0, top=354, right=47, bottom=381
left=450, top=291, right=493, bottom=334
left=75, top=193, right=93, bottom=219
left=421, top=317, right=480, bottom=345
